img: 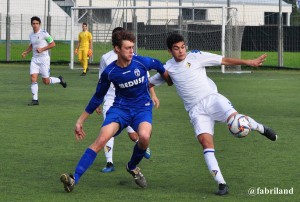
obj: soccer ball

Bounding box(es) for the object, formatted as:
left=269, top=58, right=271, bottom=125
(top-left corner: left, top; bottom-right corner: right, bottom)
left=228, top=114, right=251, bottom=138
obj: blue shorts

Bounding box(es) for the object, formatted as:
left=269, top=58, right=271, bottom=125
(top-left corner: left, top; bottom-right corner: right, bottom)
left=102, top=106, right=152, bottom=136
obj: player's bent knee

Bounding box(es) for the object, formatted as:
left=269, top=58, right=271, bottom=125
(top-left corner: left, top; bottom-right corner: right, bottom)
left=42, top=78, right=50, bottom=85
left=197, top=133, right=214, bottom=149
left=128, top=132, right=139, bottom=142
left=137, top=137, right=149, bottom=149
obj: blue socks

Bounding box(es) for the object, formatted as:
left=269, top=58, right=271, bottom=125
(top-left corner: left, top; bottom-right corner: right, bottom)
left=74, top=148, right=97, bottom=184
left=73, top=144, right=146, bottom=183
left=127, top=143, right=146, bottom=170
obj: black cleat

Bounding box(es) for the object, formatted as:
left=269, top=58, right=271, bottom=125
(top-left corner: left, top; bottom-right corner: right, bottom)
left=80, top=72, right=86, bottom=76
left=260, top=125, right=277, bottom=141
left=126, top=165, right=147, bottom=188
left=28, top=100, right=39, bottom=106
left=59, top=76, right=67, bottom=88
left=60, top=173, right=75, bottom=193
left=216, top=183, right=229, bottom=196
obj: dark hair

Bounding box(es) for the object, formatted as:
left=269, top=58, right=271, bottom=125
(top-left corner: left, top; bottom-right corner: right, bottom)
left=112, top=30, right=135, bottom=48
left=112, top=27, right=125, bottom=34
left=31, top=16, right=41, bottom=24
left=82, top=23, right=87, bottom=26
left=166, top=33, right=185, bottom=50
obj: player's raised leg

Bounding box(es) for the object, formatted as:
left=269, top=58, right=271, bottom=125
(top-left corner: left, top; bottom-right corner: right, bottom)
left=246, top=116, right=277, bottom=141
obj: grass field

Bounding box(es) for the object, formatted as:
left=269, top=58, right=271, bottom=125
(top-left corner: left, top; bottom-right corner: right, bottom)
left=0, top=64, right=299, bottom=202
left=1, top=41, right=300, bottom=68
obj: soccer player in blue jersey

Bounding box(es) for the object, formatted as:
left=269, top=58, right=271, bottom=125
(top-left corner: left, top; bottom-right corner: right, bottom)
left=60, top=30, right=171, bottom=192
left=97, top=27, right=155, bottom=173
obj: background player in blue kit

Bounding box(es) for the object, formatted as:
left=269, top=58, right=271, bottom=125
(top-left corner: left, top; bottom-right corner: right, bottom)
left=60, top=30, right=171, bottom=192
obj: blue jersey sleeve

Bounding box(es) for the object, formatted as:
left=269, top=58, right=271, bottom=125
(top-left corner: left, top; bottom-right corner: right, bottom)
left=148, top=57, right=165, bottom=74
left=85, top=71, right=111, bottom=114
left=135, top=55, right=165, bottom=74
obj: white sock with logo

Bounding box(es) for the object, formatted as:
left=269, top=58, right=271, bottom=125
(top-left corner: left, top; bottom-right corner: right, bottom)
left=104, top=137, right=114, bottom=163
left=247, top=116, right=264, bottom=133
left=203, top=148, right=226, bottom=184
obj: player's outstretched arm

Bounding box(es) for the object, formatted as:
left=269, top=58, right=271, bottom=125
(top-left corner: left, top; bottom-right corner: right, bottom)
left=246, top=54, right=267, bottom=67
left=74, top=111, right=90, bottom=141
left=221, top=54, right=267, bottom=67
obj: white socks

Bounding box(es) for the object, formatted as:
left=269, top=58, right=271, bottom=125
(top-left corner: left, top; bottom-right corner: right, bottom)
left=203, top=148, right=226, bottom=184
left=31, top=82, right=38, bottom=100
left=104, top=137, right=114, bottom=163
left=50, top=77, right=61, bottom=84
left=247, top=116, right=264, bottom=133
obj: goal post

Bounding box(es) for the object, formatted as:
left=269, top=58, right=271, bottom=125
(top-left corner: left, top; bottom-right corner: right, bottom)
left=70, top=6, right=244, bottom=73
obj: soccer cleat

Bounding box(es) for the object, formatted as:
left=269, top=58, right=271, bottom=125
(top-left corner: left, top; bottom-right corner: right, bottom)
left=28, top=100, right=39, bottom=106
left=144, top=147, right=151, bottom=159
left=101, top=162, right=115, bottom=173
left=216, top=183, right=229, bottom=196
left=60, top=173, right=75, bottom=193
left=126, top=165, right=147, bottom=188
left=59, top=76, right=67, bottom=88
left=80, top=72, right=86, bottom=76
left=260, top=125, right=277, bottom=141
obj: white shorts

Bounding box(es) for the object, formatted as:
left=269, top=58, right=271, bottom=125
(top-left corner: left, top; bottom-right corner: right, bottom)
left=103, top=102, right=135, bottom=133
left=188, top=93, right=237, bottom=137
left=30, top=56, right=50, bottom=78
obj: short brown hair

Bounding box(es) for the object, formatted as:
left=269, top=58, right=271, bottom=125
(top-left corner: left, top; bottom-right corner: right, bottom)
left=112, top=30, right=136, bottom=48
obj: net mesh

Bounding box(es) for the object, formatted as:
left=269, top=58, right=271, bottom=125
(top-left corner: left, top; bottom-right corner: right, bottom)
left=71, top=6, right=244, bottom=72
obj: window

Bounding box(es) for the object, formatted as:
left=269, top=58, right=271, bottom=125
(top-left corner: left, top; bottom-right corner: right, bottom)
left=61, top=6, right=72, bottom=16
left=264, top=12, right=288, bottom=25
left=182, top=8, right=207, bottom=21
left=78, top=9, right=111, bottom=23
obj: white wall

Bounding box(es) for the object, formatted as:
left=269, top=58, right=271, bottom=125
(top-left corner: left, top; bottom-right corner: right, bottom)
left=0, top=0, right=70, bottom=40
left=74, top=0, right=292, bottom=26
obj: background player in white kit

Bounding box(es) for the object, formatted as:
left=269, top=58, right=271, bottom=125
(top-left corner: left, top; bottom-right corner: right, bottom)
left=22, top=16, right=67, bottom=106
left=96, top=27, right=156, bottom=173
left=150, top=33, right=277, bottom=196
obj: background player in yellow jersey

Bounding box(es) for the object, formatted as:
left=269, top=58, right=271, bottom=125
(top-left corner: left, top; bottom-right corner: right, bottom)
left=75, top=23, right=93, bottom=76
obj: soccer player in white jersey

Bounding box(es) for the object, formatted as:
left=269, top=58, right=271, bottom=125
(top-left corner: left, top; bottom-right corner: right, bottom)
left=97, top=27, right=155, bottom=173
left=22, top=16, right=66, bottom=106
left=149, top=33, right=277, bottom=196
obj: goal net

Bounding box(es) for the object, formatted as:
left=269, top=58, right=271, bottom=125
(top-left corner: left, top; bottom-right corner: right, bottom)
left=70, top=6, right=244, bottom=73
